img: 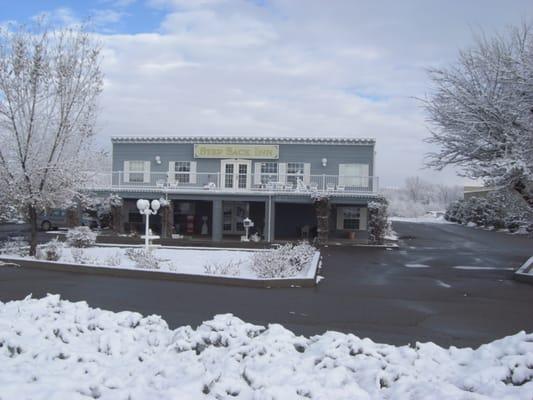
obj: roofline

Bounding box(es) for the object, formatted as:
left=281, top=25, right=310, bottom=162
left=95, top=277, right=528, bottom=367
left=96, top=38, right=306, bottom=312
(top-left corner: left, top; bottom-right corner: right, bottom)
left=111, top=136, right=375, bottom=145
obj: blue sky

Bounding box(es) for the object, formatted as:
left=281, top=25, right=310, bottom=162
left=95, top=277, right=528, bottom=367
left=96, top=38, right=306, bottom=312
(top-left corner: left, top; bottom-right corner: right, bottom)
left=2, top=0, right=533, bottom=185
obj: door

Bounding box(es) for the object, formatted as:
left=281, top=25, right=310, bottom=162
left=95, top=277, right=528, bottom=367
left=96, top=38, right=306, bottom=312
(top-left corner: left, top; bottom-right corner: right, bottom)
left=223, top=202, right=249, bottom=234
left=222, top=160, right=251, bottom=190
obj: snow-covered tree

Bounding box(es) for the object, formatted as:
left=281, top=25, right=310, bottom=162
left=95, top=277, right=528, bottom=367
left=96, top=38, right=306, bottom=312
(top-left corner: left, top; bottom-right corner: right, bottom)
left=423, top=23, right=533, bottom=209
left=0, top=21, right=103, bottom=254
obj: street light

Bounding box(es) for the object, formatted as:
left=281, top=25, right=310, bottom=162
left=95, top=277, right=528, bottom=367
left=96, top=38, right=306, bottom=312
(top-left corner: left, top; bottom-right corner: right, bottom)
left=137, top=199, right=160, bottom=251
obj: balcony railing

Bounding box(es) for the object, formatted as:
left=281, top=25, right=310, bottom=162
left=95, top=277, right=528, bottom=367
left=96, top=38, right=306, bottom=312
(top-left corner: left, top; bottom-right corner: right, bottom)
left=85, top=172, right=379, bottom=194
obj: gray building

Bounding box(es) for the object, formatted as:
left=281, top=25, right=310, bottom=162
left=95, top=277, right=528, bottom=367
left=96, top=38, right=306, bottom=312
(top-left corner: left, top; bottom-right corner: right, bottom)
left=89, top=136, right=380, bottom=242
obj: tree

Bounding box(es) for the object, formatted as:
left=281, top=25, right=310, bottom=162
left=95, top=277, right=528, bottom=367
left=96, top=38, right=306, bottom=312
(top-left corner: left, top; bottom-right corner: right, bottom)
left=423, top=23, right=533, bottom=209
left=0, top=21, right=103, bottom=254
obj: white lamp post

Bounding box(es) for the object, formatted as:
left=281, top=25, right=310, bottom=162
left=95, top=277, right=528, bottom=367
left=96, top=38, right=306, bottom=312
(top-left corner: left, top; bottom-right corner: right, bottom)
left=242, top=217, right=254, bottom=242
left=137, top=199, right=160, bottom=251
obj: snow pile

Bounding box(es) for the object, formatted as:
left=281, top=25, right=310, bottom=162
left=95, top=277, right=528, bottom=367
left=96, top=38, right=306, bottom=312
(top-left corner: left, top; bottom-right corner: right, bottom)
left=1, top=295, right=532, bottom=400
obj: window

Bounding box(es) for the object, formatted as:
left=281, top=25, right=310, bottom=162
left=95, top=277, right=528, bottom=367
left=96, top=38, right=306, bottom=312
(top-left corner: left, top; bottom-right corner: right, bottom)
left=173, top=161, right=191, bottom=183
left=286, top=162, right=305, bottom=186
left=260, top=162, right=278, bottom=184
left=129, top=161, right=146, bottom=183
left=338, top=164, right=369, bottom=187
left=338, top=207, right=360, bottom=230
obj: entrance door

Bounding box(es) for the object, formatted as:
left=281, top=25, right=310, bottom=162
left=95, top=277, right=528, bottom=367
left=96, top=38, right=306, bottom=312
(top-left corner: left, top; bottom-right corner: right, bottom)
left=223, top=202, right=249, bottom=234
left=221, top=160, right=251, bottom=190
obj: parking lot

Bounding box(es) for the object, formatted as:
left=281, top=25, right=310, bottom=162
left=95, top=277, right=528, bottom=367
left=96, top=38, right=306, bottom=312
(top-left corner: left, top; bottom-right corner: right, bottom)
left=1, top=221, right=532, bottom=347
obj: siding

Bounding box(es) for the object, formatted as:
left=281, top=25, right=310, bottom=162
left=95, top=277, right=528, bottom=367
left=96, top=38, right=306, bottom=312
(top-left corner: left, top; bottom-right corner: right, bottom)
left=112, top=142, right=375, bottom=177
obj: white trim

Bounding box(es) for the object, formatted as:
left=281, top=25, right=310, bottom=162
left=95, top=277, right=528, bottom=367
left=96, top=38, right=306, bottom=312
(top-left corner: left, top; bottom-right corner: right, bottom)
left=359, top=207, right=367, bottom=231
left=303, top=163, right=311, bottom=185
left=189, top=161, right=197, bottom=184
left=278, top=163, right=287, bottom=184
left=143, top=161, right=151, bottom=183
left=123, top=161, right=130, bottom=183
left=254, top=162, right=261, bottom=185
left=168, top=161, right=175, bottom=183
left=112, top=136, right=375, bottom=145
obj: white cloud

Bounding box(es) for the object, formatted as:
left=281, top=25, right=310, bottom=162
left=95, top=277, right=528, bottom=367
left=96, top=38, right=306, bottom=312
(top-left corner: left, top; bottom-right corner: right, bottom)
left=87, top=0, right=533, bottom=185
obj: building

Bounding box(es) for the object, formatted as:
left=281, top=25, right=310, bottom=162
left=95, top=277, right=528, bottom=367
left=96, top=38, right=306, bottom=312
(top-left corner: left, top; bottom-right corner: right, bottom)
left=88, top=136, right=380, bottom=242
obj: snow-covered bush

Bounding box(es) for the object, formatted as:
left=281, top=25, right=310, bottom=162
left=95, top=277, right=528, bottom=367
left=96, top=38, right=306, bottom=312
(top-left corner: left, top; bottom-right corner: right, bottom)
left=125, top=248, right=161, bottom=269
left=368, top=200, right=389, bottom=245
left=0, top=237, right=29, bottom=256
left=251, top=242, right=315, bottom=278
left=203, top=260, right=241, bottom=276
left=66, top=226, right=97, bottom=248
left=445, top=190, right=532, bottom=232
left=36, top=239, right=63, bottom=261
left=70, top=248, right=98, bottom=265
left=104, top=251, right=123, bottom=267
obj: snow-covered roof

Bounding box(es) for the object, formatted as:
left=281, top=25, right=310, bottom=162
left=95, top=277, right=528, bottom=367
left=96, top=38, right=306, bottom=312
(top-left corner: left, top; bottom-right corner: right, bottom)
left=111, top=136, right=375, bottom=145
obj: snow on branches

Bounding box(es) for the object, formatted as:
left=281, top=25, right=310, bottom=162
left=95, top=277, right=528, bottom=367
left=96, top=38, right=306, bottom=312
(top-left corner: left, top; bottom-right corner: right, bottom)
left=423, top=23, right=533, bottom=208
left=0, top=21, right=103, bottom=254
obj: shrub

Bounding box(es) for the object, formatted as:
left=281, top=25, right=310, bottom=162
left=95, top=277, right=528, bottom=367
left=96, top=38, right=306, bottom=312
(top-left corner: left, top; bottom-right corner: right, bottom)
left=251, top=242, right=316, bottom=278
left=125, top=248, right=161, bottom=270
left=103, top=251, right=123, bottom=266
left=36, top=239, right=63, bottom=261
left=368, top=200, right=389, bottom=245
left=66, top=226, right=96, bottom=248
left=70, top=248, right=98, bottom=265
left=203, top=260, right=241, bottom=276
left=0, top=237, right=29, bottom=257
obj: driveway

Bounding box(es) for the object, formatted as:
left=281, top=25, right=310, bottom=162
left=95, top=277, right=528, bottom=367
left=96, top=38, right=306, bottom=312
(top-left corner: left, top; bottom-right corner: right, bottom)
left=0, top=221, right=532, bottom=347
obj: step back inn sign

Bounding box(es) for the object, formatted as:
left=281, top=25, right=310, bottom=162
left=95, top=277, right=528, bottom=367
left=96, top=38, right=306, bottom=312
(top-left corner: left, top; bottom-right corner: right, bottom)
left=194, top=144, right=279, bottom=159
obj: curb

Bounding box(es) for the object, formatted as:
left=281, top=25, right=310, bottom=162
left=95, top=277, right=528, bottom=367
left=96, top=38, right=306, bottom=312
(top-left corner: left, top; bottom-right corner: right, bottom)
left=0, top=253, right=319, bottom=289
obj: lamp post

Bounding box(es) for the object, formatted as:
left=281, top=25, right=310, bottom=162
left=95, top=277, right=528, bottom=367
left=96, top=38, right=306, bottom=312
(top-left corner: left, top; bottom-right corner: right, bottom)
left=242, top=217, right=254, bottom=242
left=137, top=199, right=160, bottom=251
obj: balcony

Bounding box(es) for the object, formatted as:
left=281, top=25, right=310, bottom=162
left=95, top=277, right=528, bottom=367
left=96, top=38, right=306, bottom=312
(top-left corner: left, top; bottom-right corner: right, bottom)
left=85, top=172, right=379, bottom=196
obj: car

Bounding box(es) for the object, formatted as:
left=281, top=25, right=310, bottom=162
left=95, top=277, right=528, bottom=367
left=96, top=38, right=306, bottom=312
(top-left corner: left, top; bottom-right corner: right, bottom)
left=37, top=209, right=98, bottom=231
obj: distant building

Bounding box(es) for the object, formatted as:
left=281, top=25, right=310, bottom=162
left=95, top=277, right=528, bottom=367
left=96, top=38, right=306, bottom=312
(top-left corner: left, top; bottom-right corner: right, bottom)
left=463, top=186, right=496, bottom=200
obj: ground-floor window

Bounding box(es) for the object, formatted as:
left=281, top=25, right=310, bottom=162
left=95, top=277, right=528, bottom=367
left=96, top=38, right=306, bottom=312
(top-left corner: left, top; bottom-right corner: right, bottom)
left=337, top=207, right=361, bottom=230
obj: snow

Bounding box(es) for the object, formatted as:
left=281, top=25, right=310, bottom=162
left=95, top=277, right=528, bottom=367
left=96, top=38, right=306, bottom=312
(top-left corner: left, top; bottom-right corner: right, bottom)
left=390, top=215, right=452, bottom=224
left=0, top=295, right=532, bottom=400
left=4, top=245, right=318, bottom=280
left=404, top=263, right=431, bottom=268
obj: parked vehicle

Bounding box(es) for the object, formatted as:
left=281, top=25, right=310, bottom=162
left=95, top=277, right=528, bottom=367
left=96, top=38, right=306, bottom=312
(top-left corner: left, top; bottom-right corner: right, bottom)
left=37, top=209, right=98, bottom=231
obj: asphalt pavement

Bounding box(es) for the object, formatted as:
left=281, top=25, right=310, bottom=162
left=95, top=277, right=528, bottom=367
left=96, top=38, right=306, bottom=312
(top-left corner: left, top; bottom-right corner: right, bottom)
left=0, top=221, right=532, bottom=348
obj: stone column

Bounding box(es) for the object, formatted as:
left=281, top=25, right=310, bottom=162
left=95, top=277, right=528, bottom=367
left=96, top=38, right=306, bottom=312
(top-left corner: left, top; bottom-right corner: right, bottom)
left=66, top=204, right=80, bottom=227
left=313, top=195, right=330, bottom=245
left=212, top=199, right=222, bottom=241
left=160, top=201, right=174, bottom=239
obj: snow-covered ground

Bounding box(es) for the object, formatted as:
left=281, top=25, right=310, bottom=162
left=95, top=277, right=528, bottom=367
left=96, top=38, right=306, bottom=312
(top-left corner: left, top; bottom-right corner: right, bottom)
left=0, top=295, right=531, bottom=400
left=2, top=245, right=318, bottom=280
left=390, top=215, right=451, bottom=224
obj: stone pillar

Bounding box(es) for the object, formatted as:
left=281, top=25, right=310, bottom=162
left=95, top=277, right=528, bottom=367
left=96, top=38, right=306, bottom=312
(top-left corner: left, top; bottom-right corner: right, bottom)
left=313, top=195, right=330, bottom=245
left=212, top=199, right=222, bottom=242
left=111, top=205, right=123, bottom=234
left=160, top=201, right=174, bottom=239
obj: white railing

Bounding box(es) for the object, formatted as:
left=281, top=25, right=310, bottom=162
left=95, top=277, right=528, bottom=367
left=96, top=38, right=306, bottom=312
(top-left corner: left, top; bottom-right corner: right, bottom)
left=85, top=172, right=379, bottom=194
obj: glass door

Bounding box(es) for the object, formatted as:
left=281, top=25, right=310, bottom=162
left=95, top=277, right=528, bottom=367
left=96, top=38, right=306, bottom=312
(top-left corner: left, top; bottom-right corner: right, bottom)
left=222, top=202, right=248, bottom=234
left=221, top=160, right=251, bottom=190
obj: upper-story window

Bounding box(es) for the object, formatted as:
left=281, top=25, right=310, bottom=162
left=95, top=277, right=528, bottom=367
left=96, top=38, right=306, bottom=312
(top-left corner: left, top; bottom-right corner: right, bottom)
left=260, top=162, right=278, bottom=183
left=338, top=163, right=369, bottom=187
left=174, top=161, right=191, bottom=183
left=128, top=160, right=147, bottom=183
left=286, top=162, right=305, bottom=186
left=169, top=161, right=197, bottom=184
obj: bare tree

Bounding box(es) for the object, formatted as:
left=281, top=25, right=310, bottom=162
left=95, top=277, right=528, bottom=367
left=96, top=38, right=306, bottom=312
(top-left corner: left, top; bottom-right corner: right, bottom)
left=0, top=21, right=103, bottom=254
left=423, top=23, right=533, bottom=209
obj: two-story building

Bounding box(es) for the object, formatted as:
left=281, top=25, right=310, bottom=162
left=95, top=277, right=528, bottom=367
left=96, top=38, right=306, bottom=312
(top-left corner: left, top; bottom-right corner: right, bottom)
left=89, top=136, right=380, bottom=243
